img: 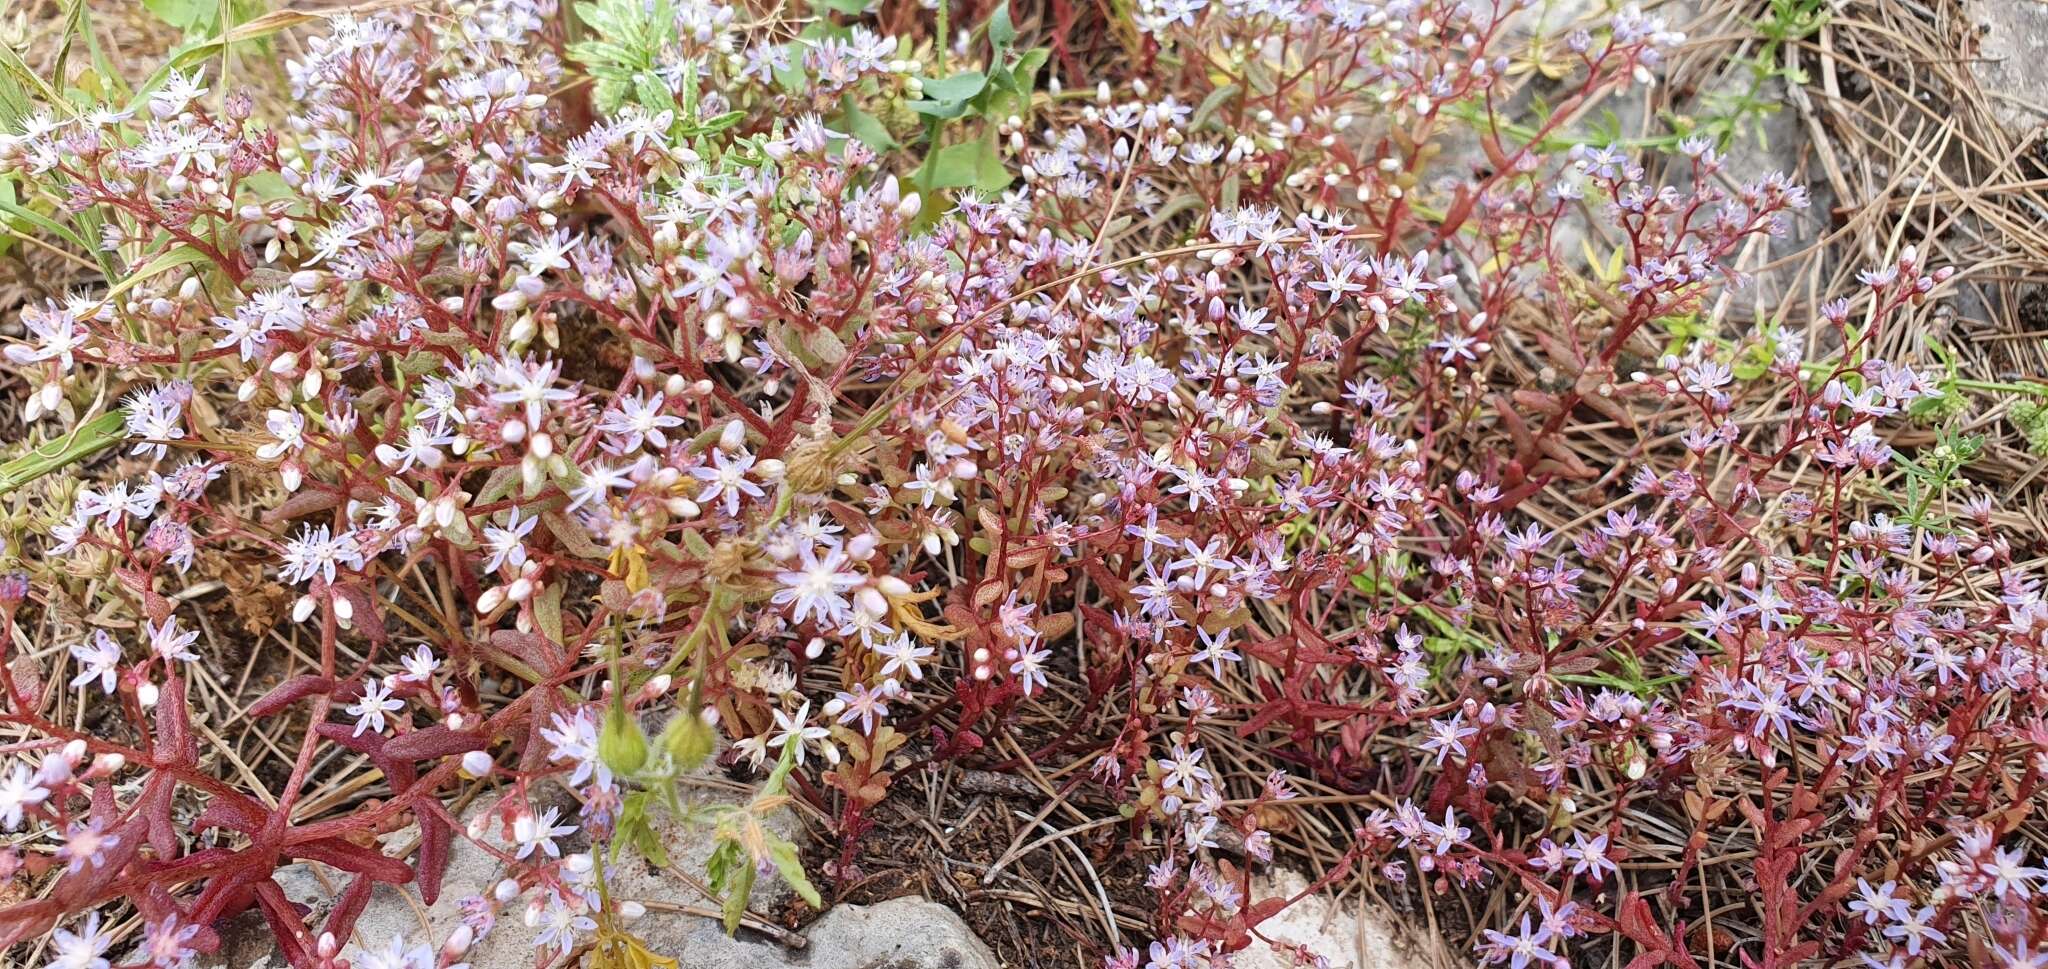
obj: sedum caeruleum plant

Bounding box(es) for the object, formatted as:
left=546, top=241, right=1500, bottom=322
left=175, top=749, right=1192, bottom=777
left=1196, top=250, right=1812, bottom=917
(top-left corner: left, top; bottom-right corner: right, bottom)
left=1, top=1, right=2044, bottom=969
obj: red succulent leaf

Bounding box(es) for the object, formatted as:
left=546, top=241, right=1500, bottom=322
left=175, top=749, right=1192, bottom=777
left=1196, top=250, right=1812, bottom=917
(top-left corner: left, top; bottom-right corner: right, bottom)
left=289, top=837, right=414, bottom=884
left=383, top=724, right=487, bottom=762
left=324, top=874, right=375, bottom=943
left=418, top=810, right=453, bottom=905
left=246, top=675, right=341, bottom=719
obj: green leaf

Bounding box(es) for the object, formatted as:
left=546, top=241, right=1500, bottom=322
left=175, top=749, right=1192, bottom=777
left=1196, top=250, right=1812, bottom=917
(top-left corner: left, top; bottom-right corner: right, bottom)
left=906, top=98, right=972, bottom=121
left=0, top=178, right=20, bottom=258
left=706, top=837, right=742, bottom=889
left=838, top=107, right=896, bottom=151
left=763, top=738, right=800, bottom=797
left=613, top=791, right=672, bottom=867
left=105, top=245, right=215, bottom=303
left=143, top=0, right=219, bottom=33
left=238, top=171, right=296, bottom=203
left=987, top=2, right=1016, bottom=48
left=721, top=863, right=756, bottom=934
left=681, top=110, right=745, bottom=137
left=772, top=55, right=809, bottom=94
left=919, top=136, right=1011, bottom=193
left=0, top=411, right=127, bottom=497
left=1011, top=47, right=1049, bottom=89
left=766, top=833, right=822, bottom=908
left=811, top=0, right=875, bottom=14
left=916, top=70, right=988, bottom=102
left=633, top=71, right=678, bottom=115
left=1190, top=82, right=1238, bottom=131
left=124, top=10, right=329, bottom=115
left=533, top=582, right=567, bottom=650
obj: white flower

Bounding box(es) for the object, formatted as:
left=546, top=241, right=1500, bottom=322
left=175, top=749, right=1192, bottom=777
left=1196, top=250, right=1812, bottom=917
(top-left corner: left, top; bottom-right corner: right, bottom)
left=76, top=480, right=158, bottom=529
left=6, top=300, right=88, bottom=371
left=510, top=229, right=580, bottom=275
left=349, top=933, right=432, bottom=969
left=374, top=423, right=452, bottom=473
left=481, top=509, right=538, bottom=573
left=568, top=462, right=633, bottom=511
left=533, top=898, right=594, bottom=955
left=46, top=912, right=111, bottom=969
left=256, top=409, right=307, bottom=461
left=514, top=806, right=576, bottom=859
left=540, top=709, right=609, bottom=790
left=281, top=524, right=359, bottom=586
left=146, top=617, right=199, bottom=663
left=398, top=645, right=440, bottom=683
left=347, top=681, right=403, bottom=736
left=597, top=391, right=684, bottom=453
left=1009, top=641, right=1050, bottom=696
left=487, top=356, right=575, bottom=429
left=123, top=386, right=187, bottom=460
left=874, top=633, right=934, bottom=682
left=68, top=630, right=122, bottom=694
left=0, top=761, right=51, bottom=830
left=769, top=701, right=831, bottom=766
left=691, top=448, right=765, bottom=516
left=773, top=544, right=862, bottom=627
left=149, top=67, right=208, bottom=118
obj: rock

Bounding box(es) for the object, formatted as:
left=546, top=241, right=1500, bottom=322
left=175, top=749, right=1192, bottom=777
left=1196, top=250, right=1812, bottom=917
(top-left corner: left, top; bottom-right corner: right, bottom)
left=195, top=771, right=996, bottom=969
left=1231, top=870, right=1409, bottom=969
left=1971, top=0, right=2048, bottom=137
left=475, top=892, right=999, bottom=969
left=1677, top=76, right=1835, bottom=314
left=772, top=896, right=1002, bottom=969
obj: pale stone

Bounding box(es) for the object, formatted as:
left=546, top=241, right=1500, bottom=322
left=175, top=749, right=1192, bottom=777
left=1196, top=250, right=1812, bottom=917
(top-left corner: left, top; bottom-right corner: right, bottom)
left=1231, top=870, right=1411, bottom=969
left=1971, top=0, right=2048, bottom=136
left=194, top=770, right=997, bottom=969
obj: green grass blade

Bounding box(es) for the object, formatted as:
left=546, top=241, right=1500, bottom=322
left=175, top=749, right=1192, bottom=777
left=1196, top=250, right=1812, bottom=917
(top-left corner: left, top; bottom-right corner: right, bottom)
left=0, top=410, right=127, bottom=497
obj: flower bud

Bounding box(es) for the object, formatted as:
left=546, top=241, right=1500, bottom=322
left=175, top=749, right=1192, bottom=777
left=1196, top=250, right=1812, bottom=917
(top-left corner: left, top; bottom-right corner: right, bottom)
left=443, top=924, right=475, bottom=959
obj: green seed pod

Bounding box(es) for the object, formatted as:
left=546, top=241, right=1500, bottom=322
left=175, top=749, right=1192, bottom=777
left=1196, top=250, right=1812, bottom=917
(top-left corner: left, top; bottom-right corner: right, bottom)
left=598, top=700, right=649, bottom=776
left=660, top=708, right=714, bottom=772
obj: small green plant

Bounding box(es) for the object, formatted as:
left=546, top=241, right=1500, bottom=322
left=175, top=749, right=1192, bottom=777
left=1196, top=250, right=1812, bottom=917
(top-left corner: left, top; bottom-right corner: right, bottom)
left=570, top=0, right=679, bottom=116
left=1895, top=426, right=1985, bottom=527
left=2011, top=399, right=2048, bottom=457
left=1667, top=0, right=1828, bottom=150
left=143, top=0, right=267, bottom=38
left=903, top=4, right=1046, bottom=197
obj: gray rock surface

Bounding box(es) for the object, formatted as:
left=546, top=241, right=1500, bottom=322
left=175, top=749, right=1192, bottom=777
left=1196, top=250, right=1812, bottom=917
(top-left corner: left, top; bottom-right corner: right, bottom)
left=1972, top=0, right=2048, bottom=136
left=196, top=774, right=996, bottom=969
left=1233, top=869, right=1409, bottom=969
